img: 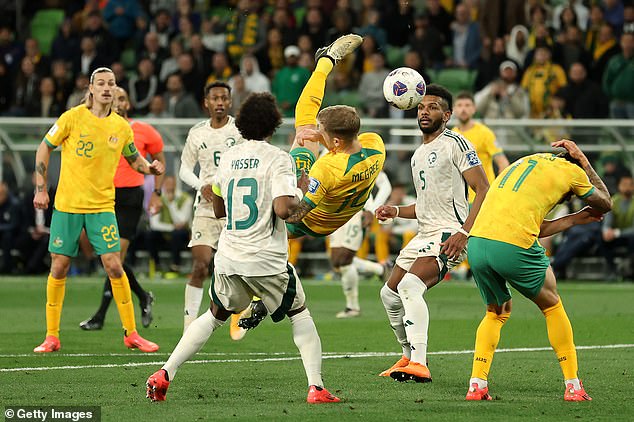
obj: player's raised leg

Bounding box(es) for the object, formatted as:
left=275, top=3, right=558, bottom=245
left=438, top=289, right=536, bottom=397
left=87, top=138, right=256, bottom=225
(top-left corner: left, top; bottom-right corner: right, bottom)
left=291, top=34, right=362, bottom=175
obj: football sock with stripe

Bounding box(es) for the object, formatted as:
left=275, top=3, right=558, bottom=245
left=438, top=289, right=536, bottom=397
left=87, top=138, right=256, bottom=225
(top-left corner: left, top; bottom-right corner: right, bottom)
left=184, top=284, right=204, bottom=332
left=110, top=272, right=136, bottom=335
left=339, top=264, right=360, bottom=311
left=45, top=274, right=66, bottom=338
left=163, top=309, right=224, bottom=381
left=471, top=311, right=510, bottom=381
left=380, top=283, right=411, bottom=359
left=542, top=298, right=578, bottom=381
left=290, top=309, right=324, bottom=387
left=397, top=273, right=429, bottom=365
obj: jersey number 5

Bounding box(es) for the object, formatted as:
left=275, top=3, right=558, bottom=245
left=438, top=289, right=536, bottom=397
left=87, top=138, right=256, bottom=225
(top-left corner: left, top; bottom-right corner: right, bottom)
left=227, top=177, right=259, bottom=230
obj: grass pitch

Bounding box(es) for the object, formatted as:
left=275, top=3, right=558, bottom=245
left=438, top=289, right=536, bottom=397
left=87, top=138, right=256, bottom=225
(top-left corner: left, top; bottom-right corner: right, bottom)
left=1, top=275, right=633, bottom=421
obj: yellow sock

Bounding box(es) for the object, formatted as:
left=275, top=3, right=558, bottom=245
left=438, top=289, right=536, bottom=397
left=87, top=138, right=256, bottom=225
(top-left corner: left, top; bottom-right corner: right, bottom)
left=294, top=58, right=332, bottom=127
left=357, top=235, right=370, bottom=259
left=375, top=224, right=390, bottom=264
left=288, top=238, right=303, bottom=266
left=45, top=274, right=67, bottom=338
left=110, top=273, right=136, bottom=335
left=471, top=312, right=510, bottom=380
left=542, top=299, right=578, bottom=380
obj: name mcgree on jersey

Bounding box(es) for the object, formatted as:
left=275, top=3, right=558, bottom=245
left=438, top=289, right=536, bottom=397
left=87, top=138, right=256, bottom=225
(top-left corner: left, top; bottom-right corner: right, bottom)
left=352, top=160, right=380, bottom=183
left=231, top=158, right=260, bottom=170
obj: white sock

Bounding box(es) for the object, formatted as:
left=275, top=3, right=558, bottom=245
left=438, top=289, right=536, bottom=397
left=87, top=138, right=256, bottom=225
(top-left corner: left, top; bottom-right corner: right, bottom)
left=565, top=378, right=581, bottom=390
left=184, top=284, right=204, bottom=332
left=380, top=283, right=411, bottom=359
left=162, top=309, right=224, bottom=380
left=290, top=309, right=323, bottom=387
left=397, top=273, right=429, bottom=365
left=339, top=264, right=359, bottom=311
left=353, top=257, right=384, bottom=276
left=469, top=377, right=488, bottom=389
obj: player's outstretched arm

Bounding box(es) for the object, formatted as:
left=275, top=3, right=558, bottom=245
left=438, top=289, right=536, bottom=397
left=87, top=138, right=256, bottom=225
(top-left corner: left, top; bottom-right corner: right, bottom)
left=539, top=206, right=604, bottom=238
left=33, top=141, right=54, bottom=210
left=375, top=203, right=416, bottom=221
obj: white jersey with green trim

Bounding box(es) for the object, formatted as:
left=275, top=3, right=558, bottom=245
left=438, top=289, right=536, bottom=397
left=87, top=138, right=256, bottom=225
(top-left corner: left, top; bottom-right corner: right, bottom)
left=411, top=128, right=481, bottom=236
left=179, top=116, right=245, bottom=218
left=214, top=141, right=297, bottom=276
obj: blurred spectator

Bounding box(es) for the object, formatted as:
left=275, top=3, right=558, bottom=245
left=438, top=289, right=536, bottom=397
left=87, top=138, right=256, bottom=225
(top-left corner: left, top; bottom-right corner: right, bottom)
left=149, top=8, right=174, bottom=49
left=585, top=4, right=606, bottom=55
left=239, top=54, right=270, bottom=93
left=26, top=77, right=64, bottom=117
left=205, top=51, right=232, bottom=86
left=11, top=57, right=40, bottom=116
left=111, top=61, right=129, bottom=93
left=72, top=36, right=109, bottom=79
left=163, top=73, right=200, bottom=118
left=425, top=0, right=452, bottom=46
left=103, top=0, right=142, bottom=51
left=271, top=6, right=298, bottom=47
left=82, top=11, right=118, bottom=63
left=272, top=45, right=310, bottom=117
left=354, top=35, right=380, bottom=76
left=227, top=74, right=251, bottom=116
left=402, top=50, right=432, bottom=88
left=225, top=0, right=265, bottom=64
left=50, top=60, right=72, bottom=107
left=602, top=31, right=634, bottom=119
left=66, top=73, right=89, bottom=109
left=201, top=16, right=226, bottom=53
left=589, top=23, right=620, bottom=82
left=603, top=0, right=625, bottom=34
left=475, top=60, right=530, bottom=119
left=0, top=59, right=11, bottom=114
left=601, top=173, right=634, bottom=280
left=380, top=0, right=415, bottom=47
left=137, top=31, right=168, bottom=75
left=298, top=52, right=315, bottom=72
left=479, top=0, right=526, bottom=41
left=16, top=172, right=53, bottom=274
left=299, top=7, right=328, bottom=51
left=449, top=3, right=482, bottom=69
left=129, top=58, right=158, bottom=115
left=359, top=52, right=390, bottom=118
left=625, top=4, right=634, bottom=33
left=554, top=26, right=592, bottom=72
left=409, top=12, right=445, bottom=70
left=552, top=0, right=588, bottom=32
left=172, top=0, right=201, bottom=32
left=0, top=181, right=20, bottom=274
left=556, top=62, right=608, bottom=119
left=474, top=37, right=509, bottom=90
left=557, top=6, right=580, bottom=35
left=506, top=25, right=530, bottom=68
left=172, top=15, right=195, bottom=51
left=146, top=175, right=192, bottom=273
left=256, top=27, right=285, bottom=78
left=528, top=6, right=553, bottom=49
left=521, top=45, right=567, bottom=117
left=327, top=9, right=355, bottom=45
left=190, top=34, right=213, bottom=80
left=178, top=52, right=205, bottom=101
left=23, top=38, right=50, bottom=78
left=357, top=8, right=387, bottom=53
left=145, top=95, right=169, bottom=118
left=0, top=24, right=21, bottom=70
left=524, top=0, right=552, bottom=26
left=601, top=155, right=630, bottom=195
left=333, top=0, right=359, bottom=28
left=160, top=39, right=184, bottom=82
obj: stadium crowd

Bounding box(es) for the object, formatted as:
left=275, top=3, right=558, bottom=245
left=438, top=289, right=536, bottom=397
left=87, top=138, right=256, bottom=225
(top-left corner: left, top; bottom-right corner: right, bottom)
left=0, top=0, right=633, bottom=279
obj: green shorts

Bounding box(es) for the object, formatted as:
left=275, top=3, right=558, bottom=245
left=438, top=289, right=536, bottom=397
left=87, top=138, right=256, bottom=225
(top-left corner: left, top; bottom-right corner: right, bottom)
left=290, top=147, right=316, bottom=178
left=468, top=236, right=550, bottom=306
left=286, top=220, right=327, bottom=238
left=49, top=209, right=121, bottom=257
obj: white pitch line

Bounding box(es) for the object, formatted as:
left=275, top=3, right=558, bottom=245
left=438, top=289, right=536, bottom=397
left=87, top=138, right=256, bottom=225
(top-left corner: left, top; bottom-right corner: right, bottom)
left=1, top=344, right=632, bottom=373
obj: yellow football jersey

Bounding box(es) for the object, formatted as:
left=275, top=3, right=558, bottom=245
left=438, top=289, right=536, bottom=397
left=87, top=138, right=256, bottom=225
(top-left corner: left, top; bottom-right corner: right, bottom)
left=452, top=122, right=503, bottom=202
left=470, top=153, right=595, bottom=248
left=303, top=132, right=385, bottom=235
left=44, top=105, right=135, bottom=213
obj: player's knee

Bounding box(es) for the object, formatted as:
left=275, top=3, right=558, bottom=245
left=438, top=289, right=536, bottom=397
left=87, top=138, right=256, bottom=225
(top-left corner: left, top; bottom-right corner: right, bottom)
left=191, top=258, right=209, bottom=285
left=396, top=273, right=425, bottom=296
left=380, top=283, right=400, bottom=309
left=50, top=255, right=71, bottom=278
left=101, top=256, right=124, bottom=278
left=331, top=249, right=354, bottom=268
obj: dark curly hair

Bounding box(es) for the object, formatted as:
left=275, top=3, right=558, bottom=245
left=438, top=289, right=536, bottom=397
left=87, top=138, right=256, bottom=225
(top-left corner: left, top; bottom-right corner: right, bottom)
left=235, top=92, right=282, bottom=141
left=425, top=84, right=453, bottom=111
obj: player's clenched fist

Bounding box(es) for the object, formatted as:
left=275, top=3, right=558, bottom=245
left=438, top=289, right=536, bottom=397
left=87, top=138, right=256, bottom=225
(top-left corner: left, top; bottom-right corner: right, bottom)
left=33, top=191, right=49, bottom=209
left=375, top=205, right=398, bottom=221
left=149, top=160, right=165, bottom=175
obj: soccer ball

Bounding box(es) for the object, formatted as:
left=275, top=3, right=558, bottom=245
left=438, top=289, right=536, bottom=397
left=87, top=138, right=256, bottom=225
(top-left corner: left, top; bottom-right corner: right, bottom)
left=382, top=67, right=426, bottom=110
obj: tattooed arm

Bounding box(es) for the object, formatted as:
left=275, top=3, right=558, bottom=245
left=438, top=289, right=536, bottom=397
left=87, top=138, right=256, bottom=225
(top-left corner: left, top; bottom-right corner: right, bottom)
left=125, top=152, right=165, bottom=176
left=33, top=141, right=54, bottom=209
left=284, top=200, right=314, bottom=223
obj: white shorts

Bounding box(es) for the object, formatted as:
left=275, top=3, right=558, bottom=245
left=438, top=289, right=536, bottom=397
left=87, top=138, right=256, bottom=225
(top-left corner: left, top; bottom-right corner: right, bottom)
left=188, top=215, right=225, bottom=249
left=394, top=230, right=467, bottom=279
left=328, top=211, right=363, bottom=251
left=211, top=264, right=306, bottom=322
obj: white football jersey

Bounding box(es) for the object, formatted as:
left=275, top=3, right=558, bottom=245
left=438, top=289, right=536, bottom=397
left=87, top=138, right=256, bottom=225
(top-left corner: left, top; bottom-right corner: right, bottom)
left=411, top=128, right=481, bottom=235
left=179, top=116, right=245, bottom=218
left=214, top=141, right=297, bottom=276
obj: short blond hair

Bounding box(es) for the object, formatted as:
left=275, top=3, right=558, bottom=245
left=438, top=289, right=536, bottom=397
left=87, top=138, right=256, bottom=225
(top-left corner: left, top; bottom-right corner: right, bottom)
left=317, top=105, right=360, bottom=143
